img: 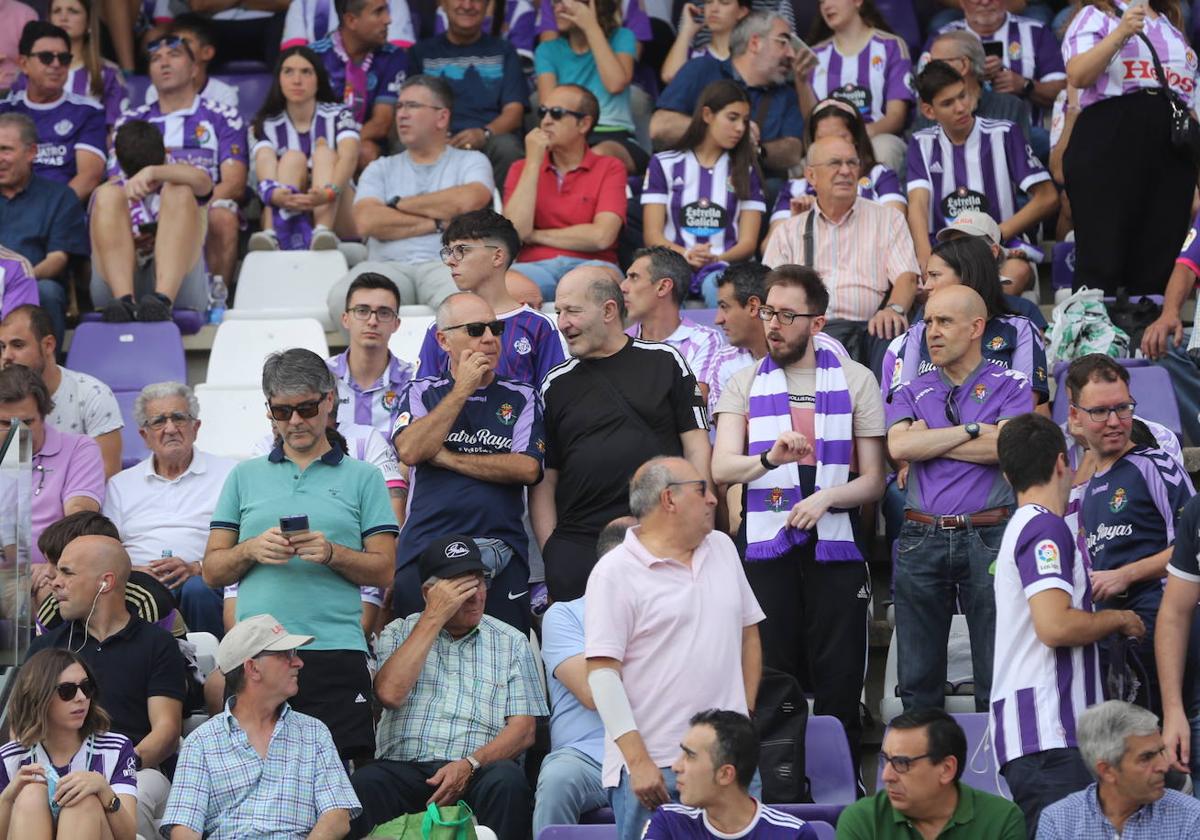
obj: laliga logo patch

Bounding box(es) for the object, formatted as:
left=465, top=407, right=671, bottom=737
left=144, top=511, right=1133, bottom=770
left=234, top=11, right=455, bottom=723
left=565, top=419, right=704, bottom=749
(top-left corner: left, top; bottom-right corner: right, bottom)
left=1034, top=539, right=1061, bottom=575
left=514, top=337, right=532, bottom=355
left=1110, top=487, right=1128, bottom=514
left=395, top=410, right=411, bottom=428
left=972, top=383, right=988, bottom=402
left=445, top=541, right=470, bottom=558
left=1008, top=41, right=1021, bottom=61
left=53, top=119, right=74, bottom=137
left=1185, top=229, right=1198, bottom=252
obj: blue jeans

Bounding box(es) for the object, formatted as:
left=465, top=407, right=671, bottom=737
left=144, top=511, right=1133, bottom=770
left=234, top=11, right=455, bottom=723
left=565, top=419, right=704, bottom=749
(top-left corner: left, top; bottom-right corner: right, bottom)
left=1153, top=337, right=1200, bottom=446
left=176, top=575, right=224, bottom=638
left=37, top=279, right=67, bottom=351
left=893, top=518, right=1006, bottom=712
left=510, top=256, right=620, bottom=300
left=1001, top=748, right=1093, bottom=837
left=611, top=766, right=761, bottom=840
left=533, top=747, right=607, bottom=837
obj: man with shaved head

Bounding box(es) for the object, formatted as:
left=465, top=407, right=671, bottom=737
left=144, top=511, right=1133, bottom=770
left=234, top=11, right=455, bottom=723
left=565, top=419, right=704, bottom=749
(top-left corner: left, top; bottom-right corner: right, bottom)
left=886, top=285, right=1031, bottom=713
left=762, top=135, right=920, bottom=369
left=28, top=534, right=187, bottom=839
left=392, top=292, right=545, bottom=633
left=532, top=267, right=711, bottom=601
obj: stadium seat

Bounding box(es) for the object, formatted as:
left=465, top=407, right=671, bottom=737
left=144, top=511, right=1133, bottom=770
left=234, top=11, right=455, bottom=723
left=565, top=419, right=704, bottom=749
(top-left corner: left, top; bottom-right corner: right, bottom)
left=773, top=803, right=846, bottom=826
left=228, top=251, right=349, bottom=331
left=204, top=318, right=329, bottom=387
left=686, top=309, right=718, bottom=329
left=186, top=631, right=219, bottom=678
left=808, top=821, right=835, bottom=840
left=193, top=385, right=272, bottom=460
left=1051, top=241, right=1075, bottom=291
left=114, top=391, right=148, bottom=467
left=79, top=308, right=206, bottom=336
left=539, top=826, right=615, bottom=839
left=804, top=716, right=857, bottom=805
left=217, top=72, right=273, bottom=123
left=389, top=311, right=436, bottom=371
left=880, top=616, right=978, bottom=724
left=1051, top=362, right=1183, bottom=436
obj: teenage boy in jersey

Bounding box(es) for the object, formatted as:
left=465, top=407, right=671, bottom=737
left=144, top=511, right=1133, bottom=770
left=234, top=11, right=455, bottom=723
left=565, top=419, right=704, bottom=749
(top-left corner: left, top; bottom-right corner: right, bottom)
left=907, top=60, right=1057, bottom=269
left=886, top=285, right=1029, bottom=712
left=392, top=292, right=544, bottom=633
left=1068, top=354, right=1195, bottom=714
left=993, top=411, right=1145, bottom=836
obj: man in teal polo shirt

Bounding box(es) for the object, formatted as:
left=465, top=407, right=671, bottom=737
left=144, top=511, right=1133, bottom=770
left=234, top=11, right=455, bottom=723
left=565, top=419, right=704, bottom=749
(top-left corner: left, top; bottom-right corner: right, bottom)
left=203, top=348, right=398, bottom=764
left=836, top=709, right=1024, bottom=839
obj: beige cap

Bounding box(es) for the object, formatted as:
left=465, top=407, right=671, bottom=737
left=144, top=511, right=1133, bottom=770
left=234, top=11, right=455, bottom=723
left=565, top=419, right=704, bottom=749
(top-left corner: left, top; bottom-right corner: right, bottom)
left=935, top=211, right=1002, bottom=246
left=216, top=614, right=313, bottom=674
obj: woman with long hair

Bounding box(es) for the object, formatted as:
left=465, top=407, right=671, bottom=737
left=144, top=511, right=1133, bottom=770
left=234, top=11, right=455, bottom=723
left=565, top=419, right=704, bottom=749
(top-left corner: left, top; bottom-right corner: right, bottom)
left=0, top=649, right=137, bottom=840
left=642, top=79, right=764, bottom=304
left=660, top=0, right=751, bottom=84
left=249, top=45, right=360, bottom=252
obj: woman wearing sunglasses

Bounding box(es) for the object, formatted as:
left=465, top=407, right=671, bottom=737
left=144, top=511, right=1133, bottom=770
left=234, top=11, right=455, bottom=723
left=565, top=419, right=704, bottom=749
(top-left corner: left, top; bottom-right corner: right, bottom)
left=0, top=648, right=137, bottom=840
left=248, top=45, right=360, bottom=252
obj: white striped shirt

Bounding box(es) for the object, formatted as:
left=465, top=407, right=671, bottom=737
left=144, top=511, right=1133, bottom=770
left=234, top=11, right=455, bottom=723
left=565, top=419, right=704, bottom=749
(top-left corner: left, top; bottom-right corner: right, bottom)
left=642, top=150, right=765, bottom=256
left=770, top=164, right=905, bottom=224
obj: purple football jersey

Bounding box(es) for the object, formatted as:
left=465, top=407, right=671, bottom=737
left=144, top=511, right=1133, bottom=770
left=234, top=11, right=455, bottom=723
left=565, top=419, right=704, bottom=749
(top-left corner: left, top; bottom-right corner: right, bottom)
left=114, top=95, right=247, bottom=183
left=0, top=90, right=105, bottom=184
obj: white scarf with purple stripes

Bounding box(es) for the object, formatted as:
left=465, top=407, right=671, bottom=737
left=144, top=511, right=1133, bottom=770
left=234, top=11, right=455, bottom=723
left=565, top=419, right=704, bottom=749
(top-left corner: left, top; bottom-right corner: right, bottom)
left=745, top=332, right=862, bottom=562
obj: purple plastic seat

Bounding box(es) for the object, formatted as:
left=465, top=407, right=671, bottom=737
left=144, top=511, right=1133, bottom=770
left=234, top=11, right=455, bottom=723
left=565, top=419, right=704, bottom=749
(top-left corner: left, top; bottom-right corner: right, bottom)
left=538, top=826, right=614, bottom=839
left=1052, top=360, right=1182, bottom=436
left=687, top=308, right=718, bottom=329
left=773, top=803, right=846, bottom=825
left=78, top=309, right=204, bottom=336
left=1051, top=241, right=1075, bottom=291
left=213, top=73, right=273, bottom=124
left=874, top=0, right=921, bottom=55
left=125, top=74, right=151, bottom=107
left=805, top=715, right=857, bottom=805
left=808, top=821, right=836, bottom=840
left=114, top=391, right=148, bottom=468
left=876, top=713, right=1011, bottom=799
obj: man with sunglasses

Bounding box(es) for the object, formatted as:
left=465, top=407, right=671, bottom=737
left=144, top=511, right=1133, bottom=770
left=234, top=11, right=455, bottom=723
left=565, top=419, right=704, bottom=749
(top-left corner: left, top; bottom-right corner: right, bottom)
left=0, top=21, right=104, bottom=201
left=392, top=292, right=544, bottom=633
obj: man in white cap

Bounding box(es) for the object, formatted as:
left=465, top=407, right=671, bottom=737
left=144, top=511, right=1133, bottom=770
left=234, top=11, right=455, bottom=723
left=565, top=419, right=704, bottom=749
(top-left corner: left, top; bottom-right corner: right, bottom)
left=160, top=614, right=362, bottom=839
left=935, top=209, right=1042, bottom=309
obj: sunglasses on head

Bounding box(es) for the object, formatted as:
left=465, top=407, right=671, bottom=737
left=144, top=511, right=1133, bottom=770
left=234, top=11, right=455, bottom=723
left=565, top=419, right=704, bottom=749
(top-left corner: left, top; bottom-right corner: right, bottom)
left=27, top=51, right=72, bottom=67
left=146, top=35, right=185, bottom=55
left=55, top=679, right=95, bottom=702
left=442, top=320, right=505, bottom=338
left=267, top=394, right=327, bottom=421
left=537, top=105, right=587, bottom=121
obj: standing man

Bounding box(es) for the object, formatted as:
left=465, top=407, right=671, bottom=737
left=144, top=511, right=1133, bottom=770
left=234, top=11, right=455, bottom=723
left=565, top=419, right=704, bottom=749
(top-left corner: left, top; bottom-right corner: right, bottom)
left=711, top=264, right=887, bottom=766
left=886, top=285, right=1030, bottom=712
left=993, top=412, right=1145, bottom=836
left=203, top=348, right=398, bottom=764
left=533, top=265, right=711, bottom=601
left=586, top=456, right=764, bottom=840
left=392, top=292, right=544, bottom=632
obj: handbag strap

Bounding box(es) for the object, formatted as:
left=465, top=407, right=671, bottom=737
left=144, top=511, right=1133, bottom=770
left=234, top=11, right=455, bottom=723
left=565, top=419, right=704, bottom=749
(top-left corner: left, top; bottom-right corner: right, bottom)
left=803, top=210, right=816, bottom=270
left=1135, top=30, right=1184, bottom=107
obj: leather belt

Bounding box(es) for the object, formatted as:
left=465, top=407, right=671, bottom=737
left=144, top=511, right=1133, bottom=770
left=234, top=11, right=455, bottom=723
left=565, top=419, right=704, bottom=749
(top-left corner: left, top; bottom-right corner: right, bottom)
left=905, top=507, right=1011, bottom=530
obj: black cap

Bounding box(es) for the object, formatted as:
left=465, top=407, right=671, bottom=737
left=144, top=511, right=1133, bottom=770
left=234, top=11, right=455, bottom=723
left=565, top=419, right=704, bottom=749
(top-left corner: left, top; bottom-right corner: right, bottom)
left=418, top=535, right=487, bottom=582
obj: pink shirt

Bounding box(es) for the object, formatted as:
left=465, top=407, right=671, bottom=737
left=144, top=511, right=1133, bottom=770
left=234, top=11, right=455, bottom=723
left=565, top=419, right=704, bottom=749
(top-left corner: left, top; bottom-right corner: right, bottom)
left=32, top=425, right=105, bottom=564
left=0, top=0, right=36, bottom=91
left=585, top=526, right=765, bottom=787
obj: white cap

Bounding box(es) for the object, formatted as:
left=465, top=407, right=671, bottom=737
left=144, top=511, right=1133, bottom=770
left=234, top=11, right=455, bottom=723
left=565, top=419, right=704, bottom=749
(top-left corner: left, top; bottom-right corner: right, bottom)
left=216, top=614, right=313, bottom=674
left=935, top=211, right=1002, bottom=246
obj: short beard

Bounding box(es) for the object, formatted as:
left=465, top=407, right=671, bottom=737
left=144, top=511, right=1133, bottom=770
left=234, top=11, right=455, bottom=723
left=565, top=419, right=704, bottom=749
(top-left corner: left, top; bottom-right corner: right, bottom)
left=768, top=334, right=809, bottom=367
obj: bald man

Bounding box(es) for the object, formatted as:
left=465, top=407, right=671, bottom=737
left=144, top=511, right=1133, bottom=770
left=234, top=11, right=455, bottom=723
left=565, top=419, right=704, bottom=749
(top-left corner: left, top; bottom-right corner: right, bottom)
left=761, top=135, right=920, bottom=370
left=886, top=285, right=1032, bottom=712
left=28, top=535, right=187, bottom=840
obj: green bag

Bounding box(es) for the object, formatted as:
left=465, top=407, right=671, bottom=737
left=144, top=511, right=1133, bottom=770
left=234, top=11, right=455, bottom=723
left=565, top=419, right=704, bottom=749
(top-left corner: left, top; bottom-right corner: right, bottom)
left=368, top=801, right=479, bottom=840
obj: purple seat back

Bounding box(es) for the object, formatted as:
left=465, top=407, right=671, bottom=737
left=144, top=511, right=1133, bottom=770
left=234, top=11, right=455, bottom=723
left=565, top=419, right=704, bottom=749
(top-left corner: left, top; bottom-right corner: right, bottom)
left=808, top=821, right=836, bottom=840
left=876, top=713, right=1011, bottom=799
left=66, top=322, right=186, bottom=390
left=1051, top=241, right=1075, bottom=290
left=125, top=75, right=152, bottom=108
left=773, top=803, right=846, bottom=825
left=687, top=309, right=718, bottom=329
left=214, top=73, right=273, bottom=124
left=537, top=826, right=615, bottom=839
left=805, top=715, right=857, bottom=805
left=874, top=0, right=921, bottom=55
left=79, top=310, right=204, bottom=336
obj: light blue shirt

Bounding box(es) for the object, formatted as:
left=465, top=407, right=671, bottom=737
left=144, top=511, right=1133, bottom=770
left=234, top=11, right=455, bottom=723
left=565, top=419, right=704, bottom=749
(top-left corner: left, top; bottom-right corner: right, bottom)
left=1036, top=784, right=1200, bottom=839
left=534, top=27, right=636, bottom=132
left=542, top=598, right=604, bottom=763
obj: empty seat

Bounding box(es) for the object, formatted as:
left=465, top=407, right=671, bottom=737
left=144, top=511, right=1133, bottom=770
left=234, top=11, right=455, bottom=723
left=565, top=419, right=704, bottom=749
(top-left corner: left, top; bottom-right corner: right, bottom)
left=193, top=385, right=272, bottom=460
left=66, top=321, right=186, bottom=390
left=228, top=251, right=349, bottom=331
left=389, top=313, right=436, bottom=371
left=951, top=712, right=1012, bottom=798
left=805, top=715, right=857, bottom=805
left=205, top=319, right=329, bottom=387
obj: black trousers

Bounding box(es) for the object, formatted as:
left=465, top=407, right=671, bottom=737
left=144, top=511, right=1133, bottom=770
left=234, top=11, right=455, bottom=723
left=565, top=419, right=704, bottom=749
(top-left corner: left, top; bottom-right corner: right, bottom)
left=350, top=758, right=532, bottom=839
left=743, top=546, right=870, bottom=763
left=1064, top=90, right=1196, bottom=296
left=542, top=530, right=601, bottom=602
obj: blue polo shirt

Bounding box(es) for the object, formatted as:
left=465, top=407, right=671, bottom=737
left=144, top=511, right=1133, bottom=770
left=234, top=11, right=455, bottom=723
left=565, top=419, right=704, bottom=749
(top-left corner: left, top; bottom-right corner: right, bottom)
left=0, top=175, right=88, bottom=268
left=657, top=55, right=804, bottom=144
left=210, top=445, right=399, bottom=652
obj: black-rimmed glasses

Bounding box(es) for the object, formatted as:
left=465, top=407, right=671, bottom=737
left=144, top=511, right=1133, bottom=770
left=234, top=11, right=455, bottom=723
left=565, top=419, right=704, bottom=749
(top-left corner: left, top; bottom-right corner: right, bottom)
left=878, top=751, right=933, bottom=774
left=1072, top=401, right=1137, bottom=423
left=143, top=411, right=193, bottom=430
left=347, top=305, right=398, bottom=323
left=756, top=306, right=822, bottom=326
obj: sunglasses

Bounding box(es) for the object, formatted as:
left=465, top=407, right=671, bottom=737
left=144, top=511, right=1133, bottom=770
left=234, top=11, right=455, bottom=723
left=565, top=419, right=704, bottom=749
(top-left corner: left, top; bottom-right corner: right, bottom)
left=537, top=105, right=588, bottom=121
left=267, top=394, right=327, bottom=421
left=55, top=679, right=95, bottom=702
left=27, top=51, right=72, bottom=67
left=143, top=411, right=193, bottom=430
left=442, top=320, right=505, bottom=338
left=944, top=385, right=961, bottom=426
left=146, top=35, right=185, bottom=55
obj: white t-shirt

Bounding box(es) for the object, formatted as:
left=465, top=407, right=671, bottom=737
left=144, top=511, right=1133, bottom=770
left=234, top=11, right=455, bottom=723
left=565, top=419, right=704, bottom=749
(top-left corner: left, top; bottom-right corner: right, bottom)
left=47, top=367, right=123, bottom=438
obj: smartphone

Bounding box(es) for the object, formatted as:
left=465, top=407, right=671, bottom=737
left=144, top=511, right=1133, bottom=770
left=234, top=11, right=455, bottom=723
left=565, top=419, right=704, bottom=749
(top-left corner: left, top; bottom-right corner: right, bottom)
left=982, top=40, right=1004, bottom=60
left=280, top=514, right=310, bottom=535
left=789, top=33, right=810, bottom=54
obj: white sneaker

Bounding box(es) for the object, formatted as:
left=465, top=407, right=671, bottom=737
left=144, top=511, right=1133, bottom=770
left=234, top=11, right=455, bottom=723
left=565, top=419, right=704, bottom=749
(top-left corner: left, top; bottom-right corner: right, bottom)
left=248, top=229, right=279, bottom=251
left=310, top=226, right=339, bottom=251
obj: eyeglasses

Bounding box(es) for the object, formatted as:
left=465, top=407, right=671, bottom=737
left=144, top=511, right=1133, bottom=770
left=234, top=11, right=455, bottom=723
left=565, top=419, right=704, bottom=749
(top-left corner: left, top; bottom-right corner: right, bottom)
left=26, top=51, right=72, bottom=66
left=811, top=157, right=861, bottom=171
left=878, top=751, right=932, bottom=774
left=538, top=105, right=588, bottom=121
left=1072, top=401, right=1137, bottom=423
left=267, top=394, right=327, bottom=421
left=441, top=320, right=505, bottom=338
left=255, top=648, right=299, bottom=661
left=439, top=244, right=500, bottom=264
left=396, top=100, right=446, bottom=112
left=146, top=35, right=184, bottom=55
left=143, top=411, right=193, bottom=430
left=347, top=305, right=398, bottom=323
left=55, top=679, right=96, bottom=702
left=756, top=306, right=821, bottom=326
left=944, top=385, right=960, bottom=426
left=667, top=479, right=708, bottom=495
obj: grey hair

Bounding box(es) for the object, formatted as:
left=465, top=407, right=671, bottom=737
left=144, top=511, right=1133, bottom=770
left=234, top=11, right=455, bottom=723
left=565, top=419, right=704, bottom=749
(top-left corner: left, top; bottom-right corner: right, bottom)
left=584, top=271, right=627, bottom=321
left=934, top=30, right=985, bottom=78
left=1077, top=701, right=1161, bottom=779
left=628, top=457, right=677, bottom=518
left=435, top=292, right=481, bottom=329
left=731, top=11, right=788, bottom=59
left=261, top=348, right=336, bottom=399
left=133, top=381, right=199, bottom=427
left=0, top=113, right=37, bottom=148
left=400, top=74, right=454, bottom=112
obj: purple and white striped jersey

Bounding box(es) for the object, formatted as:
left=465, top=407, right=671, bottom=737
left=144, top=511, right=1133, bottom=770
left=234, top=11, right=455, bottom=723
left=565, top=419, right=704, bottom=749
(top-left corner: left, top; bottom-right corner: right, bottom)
left=250, top=103, right=360, bottom=161
left=11, top=62, right=128, bottom=128
left=1064, top=3, right=1198, bottom=111
left=642, top=150, right=766, bottom=256
left=770, top=164, right=904, bottom=224
left=991, top=503, right=1102, bottom=768
left=809, top=31, right=914, bottom=124
left=281, top=0, right=416, bottom=48
left=0, top=90, right=105, bottom=184
left=923, top=14, right=1065, bottom=87
left=706, top=343, right=755, bottom=420
left=327, top=350, right=415, bottom=441
left=906, top=116, right=1050, bottom=242
left=645, top=801, right=817, bottom=839
left=416, top=304, right=566, bottom=389
left=625, top=315, right=727, bottom=394
left=0, top=734, right=138, bottom=799
left=115, top=95, right=247, bottom=184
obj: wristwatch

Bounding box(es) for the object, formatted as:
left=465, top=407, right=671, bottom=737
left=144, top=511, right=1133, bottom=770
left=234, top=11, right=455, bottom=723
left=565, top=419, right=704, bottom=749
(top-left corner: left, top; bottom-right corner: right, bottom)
left=886, top=303, right=906, bottom=317
left=760, top=450, right=775, bottom=471
left=106, top=794, right=121, bottom=813
left=464, top=754, right=481, bottom=773
left=434, top=218, right=446, bottom=233
left=965, top=422, right=981, bottom=439
left=1021, top=77, right=1035, bottom=97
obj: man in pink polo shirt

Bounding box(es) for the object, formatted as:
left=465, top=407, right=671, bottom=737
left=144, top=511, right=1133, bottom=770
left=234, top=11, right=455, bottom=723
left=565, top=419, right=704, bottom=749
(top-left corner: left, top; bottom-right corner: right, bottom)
left=585, top=455, right=764, bottom=840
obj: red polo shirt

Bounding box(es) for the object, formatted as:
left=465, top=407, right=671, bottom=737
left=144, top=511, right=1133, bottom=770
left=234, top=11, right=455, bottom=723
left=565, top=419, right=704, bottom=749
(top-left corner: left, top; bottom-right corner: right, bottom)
left=503, top=148, right=628, bottom=265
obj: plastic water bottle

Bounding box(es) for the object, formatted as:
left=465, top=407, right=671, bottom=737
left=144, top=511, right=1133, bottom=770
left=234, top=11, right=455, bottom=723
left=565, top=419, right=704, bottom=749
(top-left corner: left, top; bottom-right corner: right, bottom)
left=209, top=276, right=227, bottom=325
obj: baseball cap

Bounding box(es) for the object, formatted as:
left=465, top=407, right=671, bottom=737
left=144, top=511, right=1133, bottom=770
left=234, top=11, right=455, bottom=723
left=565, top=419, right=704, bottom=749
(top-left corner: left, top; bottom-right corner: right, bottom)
left=935, top=211, right=1002, bottom=246
left=216, top=614, right=313, bottom=674
left=418, top=535, right=487, bottom=583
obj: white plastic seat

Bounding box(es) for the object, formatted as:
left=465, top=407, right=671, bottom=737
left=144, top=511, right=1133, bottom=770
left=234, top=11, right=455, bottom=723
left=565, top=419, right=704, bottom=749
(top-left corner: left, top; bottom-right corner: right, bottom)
left=194, top=385, right=272, bottom=460
left=228, top=251, right=349, bottom=331
left=389, top=313, right=435, bottom=370
left=205, top=318, right=329, bottom=387
left=880, top=615, right=978, bottom=723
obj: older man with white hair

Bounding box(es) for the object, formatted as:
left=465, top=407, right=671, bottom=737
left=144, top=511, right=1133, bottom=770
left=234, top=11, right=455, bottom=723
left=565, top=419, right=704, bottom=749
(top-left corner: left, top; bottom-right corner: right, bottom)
left=103, top=381, right=235, bottom=637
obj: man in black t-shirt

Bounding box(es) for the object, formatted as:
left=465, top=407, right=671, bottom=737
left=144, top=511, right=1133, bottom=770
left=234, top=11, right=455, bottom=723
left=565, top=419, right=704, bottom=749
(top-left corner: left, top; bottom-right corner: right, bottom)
left=532, top=265, right=711, bottom=600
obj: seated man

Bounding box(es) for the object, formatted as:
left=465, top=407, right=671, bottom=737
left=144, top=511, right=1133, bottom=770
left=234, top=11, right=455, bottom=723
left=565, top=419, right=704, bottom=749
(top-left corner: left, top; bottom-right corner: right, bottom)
left=1038, top=701, right=1200, bottom=838
left=143, top=14, right=238, bottom=109
left=343, top=74, right=493, bottom=308
left=647, top=710, right=817, bottom=839
left=103, top=381, right=236, bottom=638
left=0, top=21, right=104, bottom=201
left=836, top=708, right=1024, bottom=839
left=161, top=614, right=362, bottom=839
left=105, top=35, right=246, bottom=318
left=28, top=534, right=187, bottom=840
left=0, top=304, right=123, bottom=476
left=90, top=119, right=213, bottom=323
left=503, top=84, right=627, bottom=301
left=350, top=536, right=548, bottom=839
left=283, top=0, right=415, bottom=52
left=913, top=31, right=1031, bottom=139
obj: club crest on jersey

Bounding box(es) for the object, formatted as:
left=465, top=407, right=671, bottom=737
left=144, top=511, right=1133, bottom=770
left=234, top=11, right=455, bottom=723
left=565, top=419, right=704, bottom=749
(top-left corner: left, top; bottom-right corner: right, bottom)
left=1110, top=488, right=1128, bottom=513
left=871, top=54, right=883, bottom=67
left=768, top=488, right=788, bottom=512
left=859, top=176, right=871, bottom=188
left=1008, top=41, right=1021, bottom=61
left=53, top=119, right=73, bottom=137
left=381, top=390, right=399, bottom=412
left=514, top=337, right=532, bottom=355
left=496, top=403, right=515, bottom=425
left=987, top=336, right=1006, bottom=351
left=1034, top=539, right=1061, bottom=575
left=1188, top=49, right=1198, bottom=69
left=193, top=121, right=213, bottom=145
left=972, top=383, right=988, bottom=402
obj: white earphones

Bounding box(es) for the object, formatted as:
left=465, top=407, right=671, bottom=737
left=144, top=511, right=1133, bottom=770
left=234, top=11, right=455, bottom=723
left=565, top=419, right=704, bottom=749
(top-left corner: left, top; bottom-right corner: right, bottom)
left=97, top=581, right=107, bottom=592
